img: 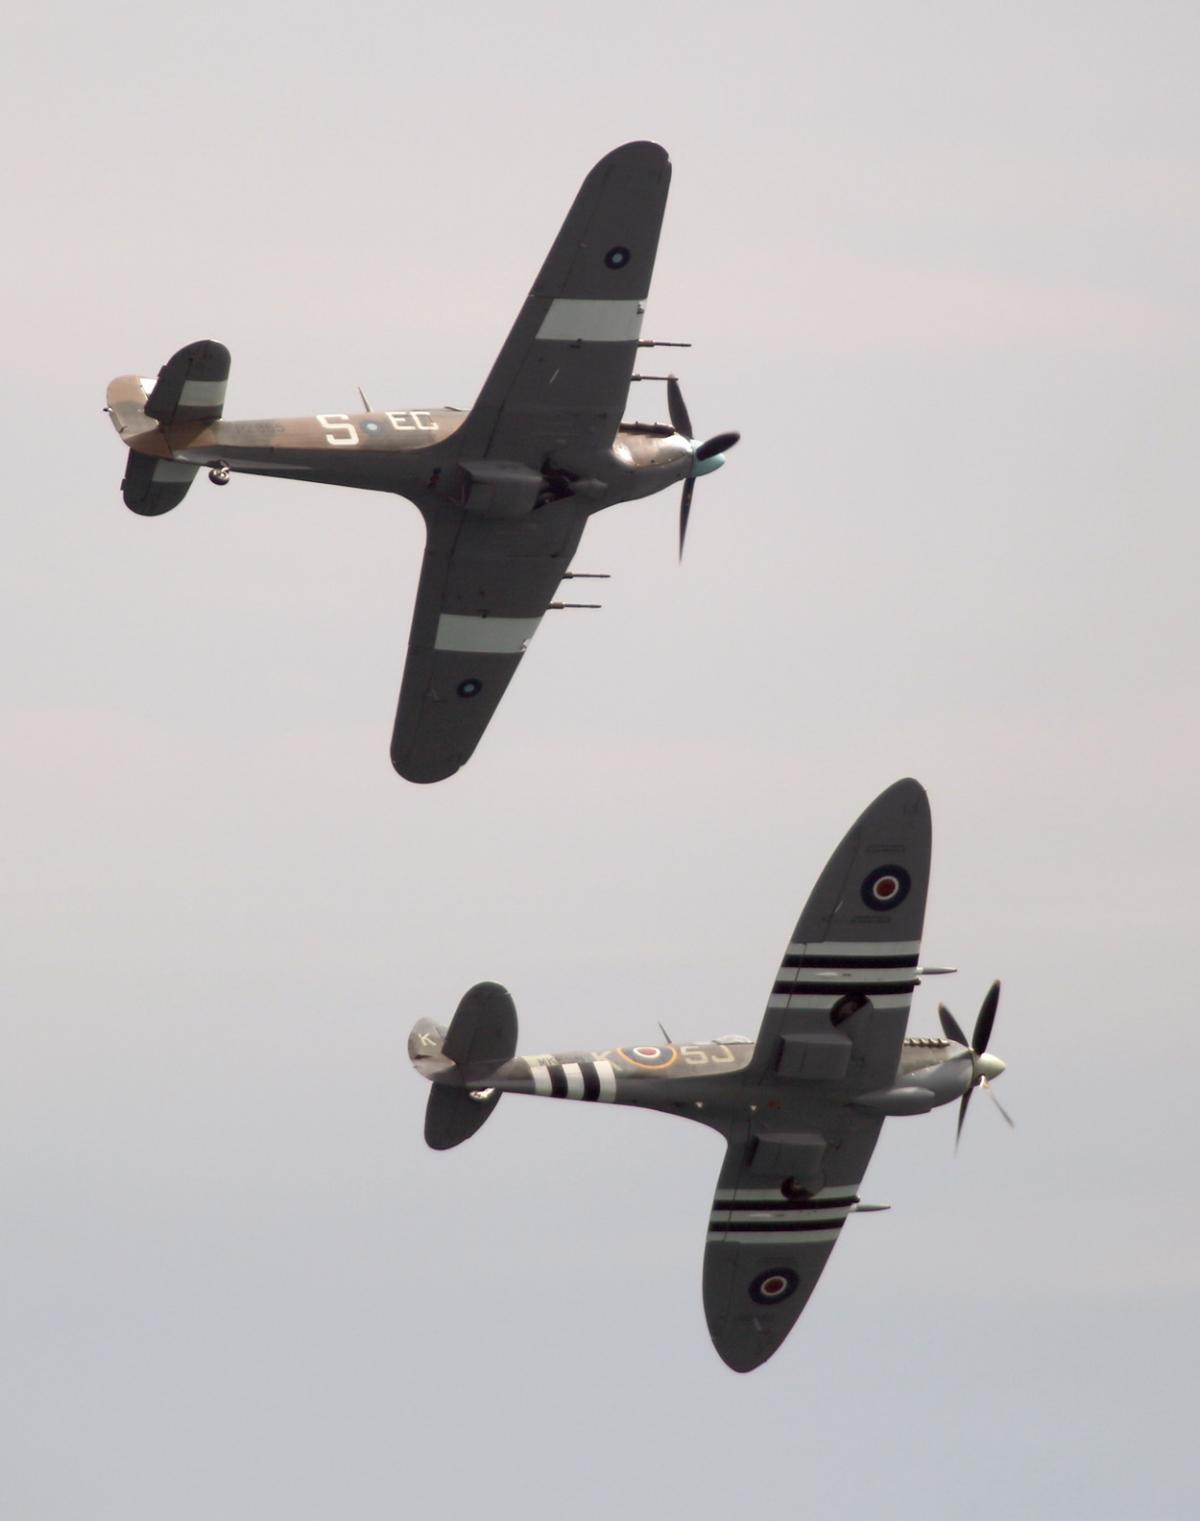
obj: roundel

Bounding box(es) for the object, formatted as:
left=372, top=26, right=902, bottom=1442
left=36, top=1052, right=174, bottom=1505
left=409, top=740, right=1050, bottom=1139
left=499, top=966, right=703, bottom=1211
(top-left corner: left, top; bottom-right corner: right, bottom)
left=604, top=245, right=631, bottom=269
left=617, top=1045, right=678, bottom=1069
left=860, top=864, right=911, bottom=912
left=457, top=678, right=483, bottom=699
left=749, top=1267, right=799, bottom=1305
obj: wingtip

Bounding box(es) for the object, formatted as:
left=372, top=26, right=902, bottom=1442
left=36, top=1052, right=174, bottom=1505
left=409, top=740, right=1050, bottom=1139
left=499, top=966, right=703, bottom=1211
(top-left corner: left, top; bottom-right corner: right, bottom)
left=390, top=744, right=464, bottom=785
left=596, top=140, right=670, bottom=170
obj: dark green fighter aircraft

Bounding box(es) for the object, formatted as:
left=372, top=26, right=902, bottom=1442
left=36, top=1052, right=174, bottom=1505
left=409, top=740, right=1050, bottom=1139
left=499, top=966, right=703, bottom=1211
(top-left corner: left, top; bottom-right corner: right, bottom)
left=409, top=780, right=1011, bottom=1371
left=106, top=142, right=738, bottom=782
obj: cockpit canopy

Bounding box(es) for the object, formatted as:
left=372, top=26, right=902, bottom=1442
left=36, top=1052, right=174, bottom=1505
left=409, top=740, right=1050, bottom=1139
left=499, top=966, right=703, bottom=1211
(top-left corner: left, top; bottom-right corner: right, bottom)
left=713, top=1033, right=753, bottom=1045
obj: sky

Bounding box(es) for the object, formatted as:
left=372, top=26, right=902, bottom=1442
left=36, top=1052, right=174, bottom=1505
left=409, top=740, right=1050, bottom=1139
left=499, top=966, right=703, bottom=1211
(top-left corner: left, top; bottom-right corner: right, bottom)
left=3, top=2, right=1199, bottom=1516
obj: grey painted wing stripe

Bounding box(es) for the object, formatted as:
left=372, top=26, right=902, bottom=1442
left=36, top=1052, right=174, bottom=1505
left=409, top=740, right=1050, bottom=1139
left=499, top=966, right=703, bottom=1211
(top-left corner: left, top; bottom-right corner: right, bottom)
left=434, top=614, right=541, bottom=655
left=530, top=1063, right=552, bottom=1096
left=536, top=298, right=645, bottom=343
left=563, top=1063, right=585, bottom=1099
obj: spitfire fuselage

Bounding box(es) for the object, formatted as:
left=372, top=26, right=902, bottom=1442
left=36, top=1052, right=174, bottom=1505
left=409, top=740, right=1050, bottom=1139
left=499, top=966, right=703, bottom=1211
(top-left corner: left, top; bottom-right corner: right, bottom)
left=411, top=1025, right=985, bottom=1132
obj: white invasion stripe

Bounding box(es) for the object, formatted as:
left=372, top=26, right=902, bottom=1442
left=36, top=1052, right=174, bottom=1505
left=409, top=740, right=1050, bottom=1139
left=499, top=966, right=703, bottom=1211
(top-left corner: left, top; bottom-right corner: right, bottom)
left=715, top=1187, right=858, bottom=1204
left=774, top=967, right=917, bottom=986
left=435, top=613, right=541, bottom=655
left=707, top=1228, right=842, bottom=1246
left=530, top=1064, right=552, bottom=1096
left=536, top=298, right=644, bottom=343
left=766, top=992, right=913, bottom=1012
left=563, top=1063, right=585, bottom=1099
left=151, top=460, right=198, bottom=483
left=595, top=1059, right=616, bottom=1102
left=179, top=378, right=227, bottom=409
left=711, top=1207, right=851, bottom=1225
left=788, top=940, right=921, bottom=958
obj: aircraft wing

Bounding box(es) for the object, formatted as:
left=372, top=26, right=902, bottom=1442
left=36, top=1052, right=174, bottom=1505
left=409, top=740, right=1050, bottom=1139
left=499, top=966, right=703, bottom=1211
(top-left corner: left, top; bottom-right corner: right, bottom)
left=390, top=497, right=589, bottom=782
left=703, top=1114, right=884, bottom=1373
left=703, top=779, right=932, bottom=1370
left=456, top=141, right=672, bottom=467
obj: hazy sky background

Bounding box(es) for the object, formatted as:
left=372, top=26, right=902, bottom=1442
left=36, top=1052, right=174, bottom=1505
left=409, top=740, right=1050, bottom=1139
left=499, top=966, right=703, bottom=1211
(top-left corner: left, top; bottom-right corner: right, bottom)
left=4, top=2, right=1198, bottom=1517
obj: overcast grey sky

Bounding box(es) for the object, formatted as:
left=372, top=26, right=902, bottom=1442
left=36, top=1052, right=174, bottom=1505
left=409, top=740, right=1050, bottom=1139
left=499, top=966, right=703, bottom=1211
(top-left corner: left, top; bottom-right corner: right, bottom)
left=4, top=2, right=1198, bottom=1517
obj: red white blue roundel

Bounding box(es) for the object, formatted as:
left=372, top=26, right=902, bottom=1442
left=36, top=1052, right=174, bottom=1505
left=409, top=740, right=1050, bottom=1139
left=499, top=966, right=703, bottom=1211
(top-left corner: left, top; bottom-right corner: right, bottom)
left=750, top=1267, right=799, bottom=1305
left=617, top=1045, right=678, bottom=1069
left=860, top=864, right=911, bottom=912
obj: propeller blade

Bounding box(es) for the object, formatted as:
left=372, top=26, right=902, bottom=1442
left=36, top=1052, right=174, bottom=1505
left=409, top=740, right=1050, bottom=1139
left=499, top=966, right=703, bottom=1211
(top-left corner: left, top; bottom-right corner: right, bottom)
left=983, top=1080, right=1016, bottom=1129
left=938, top=1003, right=970, bottom=1048
left=666, top=375, right=692, bottom=438
left=695, top=430, right=740, bottom=462
left=955, top=1088, right=973, bottom=1150
left=972, top=980, right=1001, bottom=1054
left=678, top=476, right=695, bottom=560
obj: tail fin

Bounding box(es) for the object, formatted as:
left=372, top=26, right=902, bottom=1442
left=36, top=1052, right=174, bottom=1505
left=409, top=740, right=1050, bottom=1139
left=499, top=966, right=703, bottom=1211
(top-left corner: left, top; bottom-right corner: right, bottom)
left=410, top=983, right=518, bottom=1151
left=144, top=340, right=230, bottom=426
left=106, top=340, right=229, bottom=516
left=120, top=450, right=199, bottom=516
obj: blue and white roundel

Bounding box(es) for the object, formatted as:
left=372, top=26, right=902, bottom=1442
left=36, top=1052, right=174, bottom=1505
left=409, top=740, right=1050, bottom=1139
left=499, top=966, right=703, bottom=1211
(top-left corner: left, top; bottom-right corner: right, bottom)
left=860, top=864, right=911, bottom=912
left=749, top=1268, right=799, bottom=1305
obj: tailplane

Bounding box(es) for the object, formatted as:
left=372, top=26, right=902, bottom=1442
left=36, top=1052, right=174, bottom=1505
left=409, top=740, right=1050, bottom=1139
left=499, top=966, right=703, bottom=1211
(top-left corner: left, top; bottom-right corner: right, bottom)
left=106, top=340, right=230, bottom=516
left=409, top=983, right=518, bottom=1151
left=143, top=339, right=230, bottom=426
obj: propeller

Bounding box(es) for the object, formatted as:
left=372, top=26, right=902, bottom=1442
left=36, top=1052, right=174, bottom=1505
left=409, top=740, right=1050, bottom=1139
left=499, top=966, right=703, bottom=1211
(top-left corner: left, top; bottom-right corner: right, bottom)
left=938, top=980, right=1012, bottom=1148
left=666, top=376, right=740, bottom=559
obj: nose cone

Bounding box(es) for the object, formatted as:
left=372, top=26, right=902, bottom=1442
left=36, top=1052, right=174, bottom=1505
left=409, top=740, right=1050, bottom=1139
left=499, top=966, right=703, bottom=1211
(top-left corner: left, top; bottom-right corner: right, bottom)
left=976, top=1052, right=1006, bottom=1081
left=690, top=430, right=740, bottom=478
left=691, top=448, right=726, bottom=479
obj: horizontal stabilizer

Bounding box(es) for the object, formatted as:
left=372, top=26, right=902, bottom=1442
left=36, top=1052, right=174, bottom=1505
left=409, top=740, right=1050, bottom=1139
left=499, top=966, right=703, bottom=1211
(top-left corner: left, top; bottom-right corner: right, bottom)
left=121, top=449, right=197, bottom=516
left=443, top=982, right=518, bottom=1072
left=415, top=984, right=518, bottom=1150
left=145, top=339, right=230, bottom=426
left=425, top=1084, right=502, bottom=1151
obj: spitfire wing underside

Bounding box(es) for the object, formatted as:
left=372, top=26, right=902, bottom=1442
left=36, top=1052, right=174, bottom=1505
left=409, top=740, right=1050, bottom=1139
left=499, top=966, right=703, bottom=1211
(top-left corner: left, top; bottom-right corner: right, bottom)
left=390, top=499, right=589, bottom=782
left=704, top=779, right=934, bottom=1371
left=457, top=141, right=672, bottom=467
left=749, top=777, right=932, bottom=1092
left=703, top=1113, right=883, bottom=1373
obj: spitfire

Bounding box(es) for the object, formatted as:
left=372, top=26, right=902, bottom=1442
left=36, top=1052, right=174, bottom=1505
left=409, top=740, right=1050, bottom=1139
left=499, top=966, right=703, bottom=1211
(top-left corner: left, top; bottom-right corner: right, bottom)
left=409, top=779, right=1010, bottom=1373
left=105, top=141, right=739, bottom=783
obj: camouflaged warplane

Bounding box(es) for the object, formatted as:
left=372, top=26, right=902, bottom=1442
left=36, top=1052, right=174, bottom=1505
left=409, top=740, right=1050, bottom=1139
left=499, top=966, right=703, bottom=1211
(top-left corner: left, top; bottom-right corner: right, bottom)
left=409, top=779, right=1011, bottom=1372
left=105, top=141, right=737, bottom=783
